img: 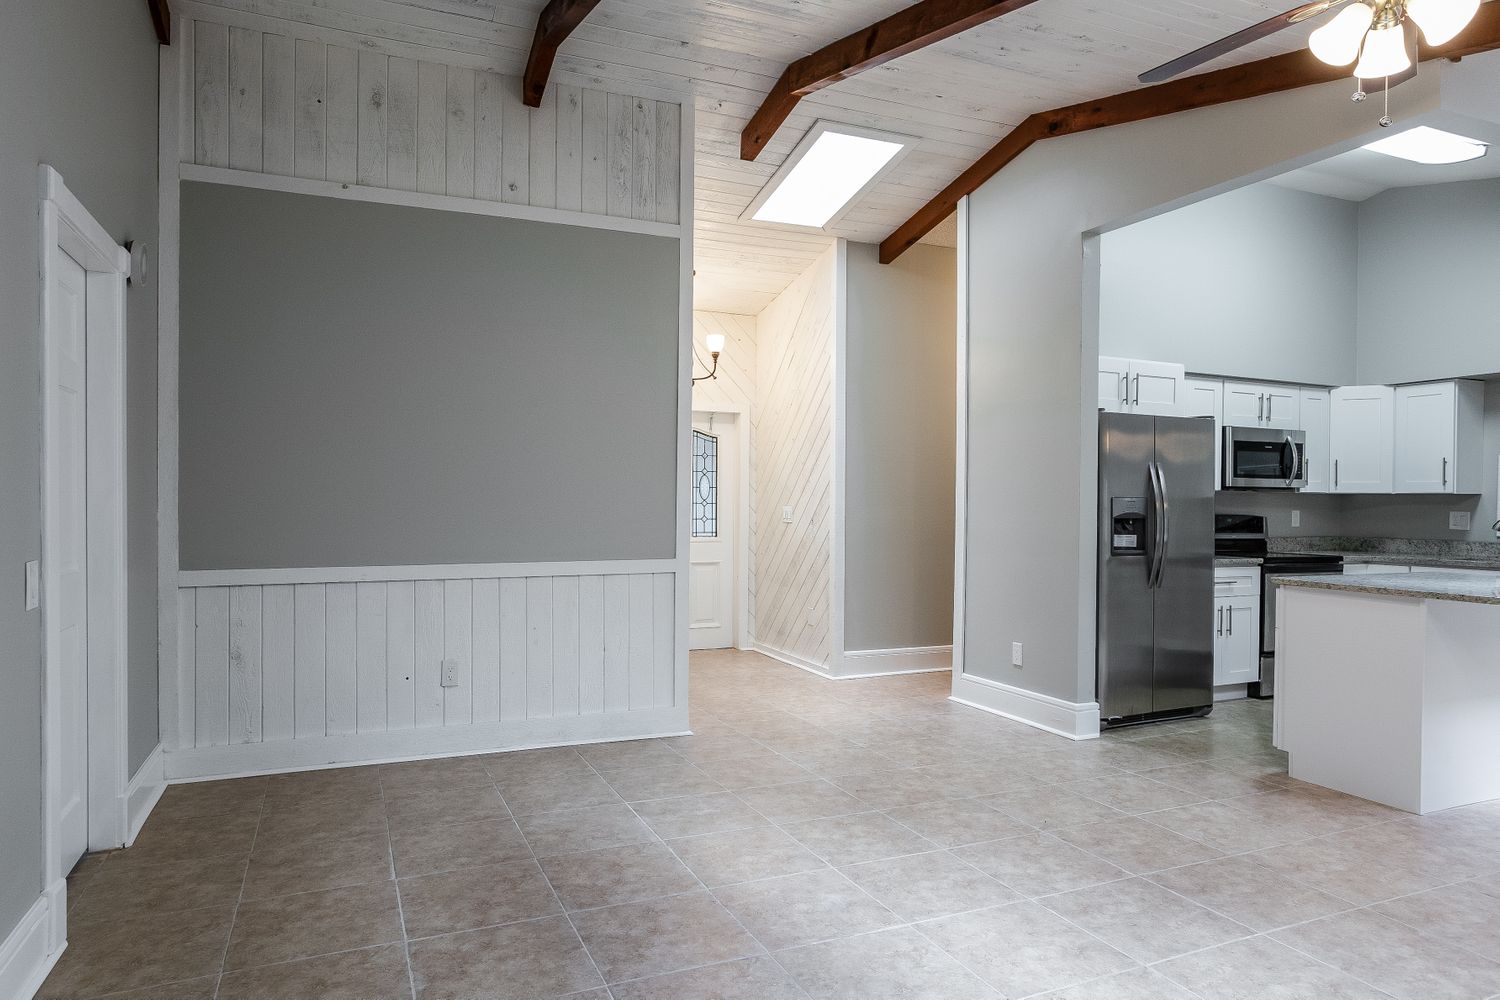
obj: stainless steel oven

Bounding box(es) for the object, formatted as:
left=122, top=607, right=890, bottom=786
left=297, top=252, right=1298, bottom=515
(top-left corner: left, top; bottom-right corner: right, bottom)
left=1223, top=426, right=1306, bottom=489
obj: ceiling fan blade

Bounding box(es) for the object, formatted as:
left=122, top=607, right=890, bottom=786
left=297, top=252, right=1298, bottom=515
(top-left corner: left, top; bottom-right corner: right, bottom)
left=1138, top=0, right=1352, bottom=84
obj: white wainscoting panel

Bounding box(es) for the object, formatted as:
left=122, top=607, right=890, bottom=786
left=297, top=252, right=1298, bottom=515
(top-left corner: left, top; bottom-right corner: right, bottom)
left=753, top=247, right=838, bottom=671
left=171, top=567, right=680, bottom=778
left=183, top=11, right=680, bottom=227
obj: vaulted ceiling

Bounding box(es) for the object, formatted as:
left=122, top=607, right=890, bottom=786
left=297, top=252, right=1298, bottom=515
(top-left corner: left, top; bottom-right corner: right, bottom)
left=189, top=0, right=1325, bottom=314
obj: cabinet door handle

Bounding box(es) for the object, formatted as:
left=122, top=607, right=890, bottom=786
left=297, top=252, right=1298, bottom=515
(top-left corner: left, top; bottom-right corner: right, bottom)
left=1217, top=607, right=1223, bottom=636
left=1121, top=373, right=1128, bottom=409
left=1258, top=394, right=1265, bottom=421
left=1133, top=374, right=1140, bottom=406
left=1227, top=606, right=1233, bottom=636
left=1266, top=394, right=1273, bottom=422
left=1442, top=457, right=1448, bottom=488
left=1334, top=459, right=1339, bottom=489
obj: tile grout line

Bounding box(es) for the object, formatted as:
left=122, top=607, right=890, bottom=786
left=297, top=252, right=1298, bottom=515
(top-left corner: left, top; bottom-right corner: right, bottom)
left=378, top=776, right=420, bottom=1000
left=210, top=784, right=268, bottom=1000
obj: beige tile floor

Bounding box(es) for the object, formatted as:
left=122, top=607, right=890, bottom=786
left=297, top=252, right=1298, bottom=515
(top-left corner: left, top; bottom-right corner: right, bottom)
left=43, top=649, right=1500, bottom=999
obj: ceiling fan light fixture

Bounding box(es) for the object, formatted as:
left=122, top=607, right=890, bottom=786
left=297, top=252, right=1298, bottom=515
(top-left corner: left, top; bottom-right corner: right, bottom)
left=1310, top=1, right=1375, bottom=65
left=1353, top=21, right=1412, bottom=78
left=1364, top=124, right=1489, bottom=163
left=1405, top=0, right=1481, bottom=45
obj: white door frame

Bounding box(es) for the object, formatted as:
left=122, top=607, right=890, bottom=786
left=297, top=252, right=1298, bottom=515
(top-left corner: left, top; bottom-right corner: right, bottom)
left=691, top=408, right=752, bottom=649
left=39, top=164, right=131, bottom=921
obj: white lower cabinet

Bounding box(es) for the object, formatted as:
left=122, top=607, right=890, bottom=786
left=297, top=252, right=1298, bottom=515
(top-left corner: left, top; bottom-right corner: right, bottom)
left=1213, top=568, right=1261, bottom=688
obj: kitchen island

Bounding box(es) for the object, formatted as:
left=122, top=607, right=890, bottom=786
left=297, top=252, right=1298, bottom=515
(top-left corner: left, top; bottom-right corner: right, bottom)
left=1273, top=571, right=1500, bottom=814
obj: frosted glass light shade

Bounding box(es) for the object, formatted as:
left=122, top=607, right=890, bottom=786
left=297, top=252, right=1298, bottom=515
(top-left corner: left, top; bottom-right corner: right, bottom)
left=1406, top=0, right=1480, bottom=45
left=1310, top=2, right=1375, bottom=65
left=705, top=332, right=726, bottom=354
left=1354, top=22, right=1412, bottom=78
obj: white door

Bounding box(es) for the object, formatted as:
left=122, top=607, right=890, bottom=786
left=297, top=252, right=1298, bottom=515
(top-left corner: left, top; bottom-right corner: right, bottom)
left=1262, top=385, right=1300, bottom=430
left=46, top=244, right=90, bottom=873
left=1394, top=383, right=1455, bottom=493
left=1130, top=360, right=1186, bottom=416
left=1214, top=598, right=1260, bottom=685
left=1098, top=356, right=1131, bottom=412
left=688, top=414, right=736, bottom=650
left=1222, top=381, right=1266, bottom=426
left=1299, top=389, right=1331, bottom=494
left=1330, top=385, right=1394, bottom=493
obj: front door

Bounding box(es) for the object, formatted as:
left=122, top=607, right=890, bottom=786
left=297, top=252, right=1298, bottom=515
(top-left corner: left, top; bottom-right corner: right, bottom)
left=688, top=414, right=736, bottom=650
left=47, top=243, right=90, bottom=873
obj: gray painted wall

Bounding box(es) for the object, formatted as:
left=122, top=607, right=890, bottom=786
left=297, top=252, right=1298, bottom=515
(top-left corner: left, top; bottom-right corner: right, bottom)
left=179, top=183, right=680, bottom=570
left=0, top=0, right=159, bottom=951
left=1357, top=178, right=1500, bottom=385
left=844, top=243, right=957, bottom=651
left=1099, top=183, right=1358, bottom=387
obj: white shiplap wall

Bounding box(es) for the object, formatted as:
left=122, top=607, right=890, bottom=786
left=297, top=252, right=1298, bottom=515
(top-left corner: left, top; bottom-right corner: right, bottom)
left=691, top=311, right=757, bottom=643
left=184, top=13, right=680, bottom=225
left=172, top=568, right=678, bottom=778
left=752, top=247, right=838, bottom=673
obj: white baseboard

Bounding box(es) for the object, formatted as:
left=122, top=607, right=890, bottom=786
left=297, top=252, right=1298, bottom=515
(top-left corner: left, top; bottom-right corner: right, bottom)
left=124, top=745, right=166, bottom=845
left=752, top=643, right=834, bottom=678
left=163, top=708, right=691, bottom=781
left=1213, top=685, right=1249, bottom=702
left=840, top=645, right=952, bottom=677
left=950, top=670, right=1101, bottom=740
left=0, top=882, right=66, bottom=1000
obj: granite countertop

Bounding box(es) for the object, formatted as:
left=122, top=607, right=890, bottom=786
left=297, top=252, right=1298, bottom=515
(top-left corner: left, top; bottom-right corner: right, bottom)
left=1214, top=557, right=1264, bottom=568
left=1304, top=551, right=1500, bottom=572
left=1273, top=571, right=1500, bottom=606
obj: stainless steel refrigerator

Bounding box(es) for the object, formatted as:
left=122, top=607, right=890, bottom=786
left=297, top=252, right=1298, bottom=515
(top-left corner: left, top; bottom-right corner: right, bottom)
left=1097, top=412, right=1215, bottom=726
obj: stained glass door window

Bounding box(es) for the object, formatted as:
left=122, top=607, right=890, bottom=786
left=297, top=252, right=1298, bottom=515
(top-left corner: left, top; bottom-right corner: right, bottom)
left=691, top=430, right=718, bottom=538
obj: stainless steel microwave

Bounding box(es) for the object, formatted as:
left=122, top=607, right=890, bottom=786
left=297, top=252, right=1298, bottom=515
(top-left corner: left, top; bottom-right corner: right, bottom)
left=1223, top=426, right=1306, bottom=489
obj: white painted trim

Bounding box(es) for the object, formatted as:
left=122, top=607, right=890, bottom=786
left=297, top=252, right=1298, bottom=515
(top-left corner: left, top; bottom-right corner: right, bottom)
left=123, top=746, right=166, bottom=847
left=951, top=197, right=970, bottom=687
left=1213, top=685, right=1250, bottom=702
left=40, top=165, right=132, bottom=895
left=178, top=560, right=680, bottom=588
left=675, top=97, right=696, bottom=714
left=163, top=708, right=691, bottom=781
left=179, top=163, right=682, bottom=239
left=0, top=887, right=64, bottom=1000
left=830, top=239, right=849, bottom=677
left=158, top=25, right=187, bottom=754
left=753, top=642, right=834, bottom=679
left=843, top=645, right=953, bottom=674
left=951, top=670, right=1101, bottom=741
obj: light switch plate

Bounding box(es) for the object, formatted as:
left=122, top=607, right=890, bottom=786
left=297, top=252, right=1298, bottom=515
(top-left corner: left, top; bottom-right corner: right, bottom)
left=1450, top=511, right=1471, bottom=531
left=782, top=506, right=793, bottom=524
left=24, top=560, right=39, bottom=611
left=1290, top=510, right=1300, bottom=528
left=441, top=658, right=460, bottom=688
left=1011, top=642, right=1024, bottom=667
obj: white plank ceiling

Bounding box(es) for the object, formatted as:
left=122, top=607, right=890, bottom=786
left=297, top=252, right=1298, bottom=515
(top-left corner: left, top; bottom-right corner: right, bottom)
left=190, top=0, right=1322, bottom=314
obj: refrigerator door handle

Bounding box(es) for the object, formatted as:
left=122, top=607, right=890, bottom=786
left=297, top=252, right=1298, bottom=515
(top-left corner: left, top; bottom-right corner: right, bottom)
left=1155, top=461, right=1171, bottom=589
left=1145, top=462, right=1160, bottom=588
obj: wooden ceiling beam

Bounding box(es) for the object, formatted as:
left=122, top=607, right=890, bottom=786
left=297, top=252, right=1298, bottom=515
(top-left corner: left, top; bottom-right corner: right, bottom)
left=147, top=0, right=171, bottom=44
left=740, top=0, right=1044, bottom=161
left=522, top=0, right=606, bottom=108
left=880, top=1, right=1500, bottom=264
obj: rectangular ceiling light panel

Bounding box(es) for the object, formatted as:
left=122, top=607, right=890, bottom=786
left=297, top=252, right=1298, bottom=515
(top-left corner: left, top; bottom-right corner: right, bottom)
left=748, top=124, right=912, bottom=230
left=1364, top=125, right=1488, bottom=165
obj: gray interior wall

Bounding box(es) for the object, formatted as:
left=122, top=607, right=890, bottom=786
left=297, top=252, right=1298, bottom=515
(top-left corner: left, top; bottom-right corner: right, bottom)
left=964, top=69, right=1452, bottom=707
left=179, top=182, right=680, bottom=569
left=0, top=0, right=159, bottom=948
left=1099, top=184, right=1358, bottom=386
left=843, top=243, right=957, bottom=651
left=1356, top=178, right=1500, bottom=385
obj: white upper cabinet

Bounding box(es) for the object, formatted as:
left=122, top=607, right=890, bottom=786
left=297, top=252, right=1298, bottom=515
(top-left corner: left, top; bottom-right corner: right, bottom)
left=1098, top=356, right=1131, bottom=413
left=1298, top=388, right=1331, bottom=494
left=1182, top=377, right=1224, bottom=490
left=1330, top=385, right=1395, bottom=493
left=1098, top=357, right=1186, bottom=417
left=1393, top=380, right=1485, bottom=494
left=1223, top=381, right=1299, bottom=429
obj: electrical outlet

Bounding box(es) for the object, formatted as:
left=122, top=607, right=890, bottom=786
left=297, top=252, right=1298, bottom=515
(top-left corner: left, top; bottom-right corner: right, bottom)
left=1011, top=642, right=1024, bottom=667
left=441, top=658, right=460, bottom=688
left=806, top=605, right=818, bottom=626
left=1450, top=511, right=1471, bottom=531
left=1290, top=510, right=1300, bottom=528
left=24, top=560, right=39, bottom=611
left=782, top=505, right=794, bottom=524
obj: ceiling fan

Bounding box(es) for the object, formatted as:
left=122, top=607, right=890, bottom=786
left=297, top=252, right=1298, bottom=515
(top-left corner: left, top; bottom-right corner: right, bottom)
left=1139, top=0, right=1481, bottom=88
